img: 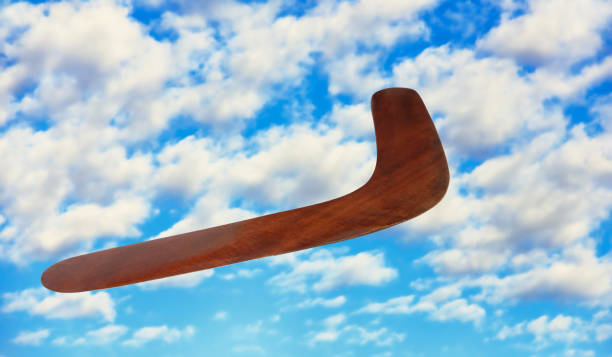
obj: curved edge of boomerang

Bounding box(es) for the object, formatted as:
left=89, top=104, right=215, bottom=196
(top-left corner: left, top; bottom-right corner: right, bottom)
left=42, top=87, right=449, bottom=292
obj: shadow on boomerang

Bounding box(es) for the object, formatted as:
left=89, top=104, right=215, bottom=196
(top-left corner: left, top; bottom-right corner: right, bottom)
left=41, top=87, right=450, bottom=293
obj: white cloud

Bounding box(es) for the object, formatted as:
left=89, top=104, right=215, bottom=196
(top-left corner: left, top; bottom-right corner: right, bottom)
left=1, top=0, right=173, bottom=133
left=496, top=322, right=525, bottom=340
left=137, top=269, right=214, bottom=290
left=123, top=325, right=195, bottom=347
left=324, top=313, right=346, bottom=328
left=421, top=248, right=509, bottom=276
left=531, top=55, right=612, bottom=100
left=213, top=311, right=228, bottom=321
left=498, top=314, right=590, bottom=345
left=221, top=268, right=262, bottom=281
left=51, top=336, right=67, bottom=346
left=595, top=323, right=612, bottom=342
left=565, top=349, right=596, bottom=357
left=269, top=248, right=397, bottom=293
left=478, top=0, right=612, bottom=66
left=357, top=295, right=485, bottom=326
left=326, top=52, right=387, bottom=99
left=473, top=243, right=612, bottom=306
left=297, top=296, right=347, bottom=309
left=344, top=326, right=405, bottom=347
left=74, top=324, right=128, bottom=345
left=327, top=102, right=375, bottom=138
left=308, top=312, right=404, bottom=347
left=393, top=45, right=564, bottom=155
left=0, top=123, right=153, bottom=263
left=430, top=299, right=485, bottom=325
left=13, top=329, right=50, bottom=346
left=310, top=330, right=339, bottom=344
left=2, top=287, right=115, bottom=322
left=356, top=296, right=416, bottom=314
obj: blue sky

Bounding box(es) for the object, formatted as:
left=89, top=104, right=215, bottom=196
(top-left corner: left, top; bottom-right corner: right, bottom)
left=1, top=0, right=612, bottom=356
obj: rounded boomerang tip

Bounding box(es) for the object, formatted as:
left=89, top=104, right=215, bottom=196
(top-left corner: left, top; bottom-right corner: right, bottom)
left=41, top=88, right=450, bottom=293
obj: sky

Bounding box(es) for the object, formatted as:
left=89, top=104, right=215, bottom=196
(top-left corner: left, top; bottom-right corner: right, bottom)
left=0, top=0, right=612, bottom=356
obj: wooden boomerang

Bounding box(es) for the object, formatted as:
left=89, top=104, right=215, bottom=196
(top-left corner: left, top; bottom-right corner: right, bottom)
left=41, top=88, right=449, bottom=292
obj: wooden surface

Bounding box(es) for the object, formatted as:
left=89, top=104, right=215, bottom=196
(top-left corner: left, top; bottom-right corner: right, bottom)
left=41, top=88, right=449, bottom=292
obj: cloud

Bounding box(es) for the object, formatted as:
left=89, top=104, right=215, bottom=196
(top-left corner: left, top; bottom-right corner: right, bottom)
left=12, top=329, right=50, bottom=346
left=308, top=312, right=404, bottom=346
left=420, top=247, right=509, bottom=276
left=474, top=244, right=612, bottom=305
left=595, top=323, right=612, bottom=342
left=156, top=122, right=375, bottom=212
left=2, top=287, right=115, bottom=322
left=478, top=0, right=612, bottom=66
left=430, top=299, right=486, bottom=325
left=297, top=296, right=347, bottom=309
left=137, top=269, right=214, bottom=290
left=123, top=325, right=195, bottom=347
left=0, top=123, right=152, bottom=264
left=496, top=322, right=525, bottom=340
left=268, top=248, right=397, bottom=293
left=356, top=296, right=416, bottom=314
left=221, top=268, right=262, bottom=280
left=327, top=102, right=375, bottom=138
left=357, top=295, right=485, bottom=326
left=213, top=311, right=228, bottom=321
left=324, top=313, right=346, bottom=328
left=343, top=326, right=405, bottom=346
left=496, top=313, right=604, bottom=346
left=527, top=315, right=587, bottom=343
left=73, top=324, right=128, bottom=345
left=392, top=45, right=564, bottom=155
left=0, top=0, right=173, bottom=134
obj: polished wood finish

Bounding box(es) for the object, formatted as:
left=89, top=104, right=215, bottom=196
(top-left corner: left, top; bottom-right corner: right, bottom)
left=41, top=88, right=449, bottom=292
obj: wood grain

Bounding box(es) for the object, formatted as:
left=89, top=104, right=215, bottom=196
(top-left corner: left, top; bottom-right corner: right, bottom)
left=41, top=88, right=449, bottom=292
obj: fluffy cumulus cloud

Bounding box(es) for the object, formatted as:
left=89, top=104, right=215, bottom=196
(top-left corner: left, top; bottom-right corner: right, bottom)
left=2, top=287, right=116, bottom=322
left=308, top=312, right=405, bottom=346
left=297, top=295, right=347, bottom=309
left=268, top=248, right=397, bottom=293
left=12, top=329, right=50, bottom=346
left=496, top=312, right=612, bottom=349
left=123, top=325, right=195, bottom=347
left=478, top=0, right=612, bottom=66
left=51, top=323, right=196, bottom=346
left=357, top=294, right=485, bottom=326
left=73, top=324, right=129, bottom=345
left=392, top=45, right=565, bottom=155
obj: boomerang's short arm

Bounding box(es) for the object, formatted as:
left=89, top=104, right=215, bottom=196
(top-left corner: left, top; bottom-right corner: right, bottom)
left=41, top=88, right=449, bottom=292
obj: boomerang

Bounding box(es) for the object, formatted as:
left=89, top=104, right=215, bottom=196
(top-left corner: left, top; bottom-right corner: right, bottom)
left=41, top=88, right=449, bottom=292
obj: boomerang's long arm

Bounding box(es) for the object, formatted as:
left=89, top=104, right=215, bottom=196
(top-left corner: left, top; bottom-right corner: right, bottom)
left=41, top=88, right=449, bottom=292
